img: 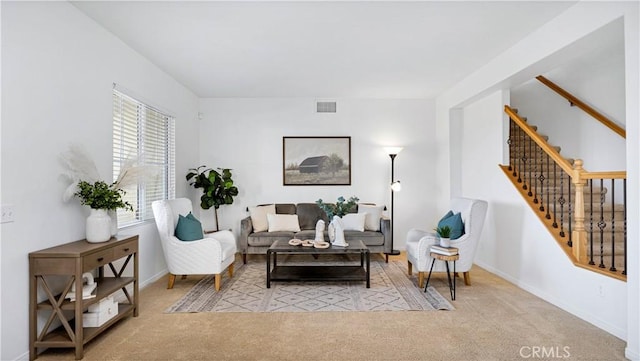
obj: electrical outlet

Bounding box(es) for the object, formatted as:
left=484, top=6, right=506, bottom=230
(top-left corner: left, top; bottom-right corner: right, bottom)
left=1, top=204, right=15, bottom=223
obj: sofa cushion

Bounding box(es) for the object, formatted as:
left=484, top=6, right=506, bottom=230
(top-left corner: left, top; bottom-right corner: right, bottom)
left=358, top=204, right=384, bottom=231
left=296, top=203, right=329, bottom=230
left=267, top=214, right=301, bottom=232
left=248, top=232, right=295, bottom=246
left=275, top=203, right=297, bottom=215
left=249, top=204, right=276, bottom=232
left=175, top=212, right=204, bottom=241
left=341, top=213, right=366, bottom=231
left=344, top=230, right=384, bottom=246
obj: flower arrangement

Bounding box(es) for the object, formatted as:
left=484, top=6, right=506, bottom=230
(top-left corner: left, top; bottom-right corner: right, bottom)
left=74, top=180, right=133, bottom=211
left=316, top=196, right=359, bottom=219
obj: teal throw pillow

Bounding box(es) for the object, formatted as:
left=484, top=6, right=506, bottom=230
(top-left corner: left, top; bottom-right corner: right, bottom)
left=437, top=211, right=465, bottom=240
left=175, top=212, right=204, bottom=241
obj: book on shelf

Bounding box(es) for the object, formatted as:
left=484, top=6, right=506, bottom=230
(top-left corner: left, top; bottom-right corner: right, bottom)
left=430, top=245, right=459, bottom=255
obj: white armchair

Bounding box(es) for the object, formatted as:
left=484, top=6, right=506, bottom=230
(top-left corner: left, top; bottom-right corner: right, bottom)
left=406, top=197, right=488, bottom=288
left=152, top=198, right=237, bottom=291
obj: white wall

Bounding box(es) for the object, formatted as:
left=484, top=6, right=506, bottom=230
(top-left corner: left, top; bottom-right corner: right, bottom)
left=435, top=2, right=639, bottom=358
left=462, top=90, right=627, bottom=338
left=511, top=18, right=626, bottom=171
left=0, top=2, right=199, bottom=360
left=197, top=98, right=436, bottom=250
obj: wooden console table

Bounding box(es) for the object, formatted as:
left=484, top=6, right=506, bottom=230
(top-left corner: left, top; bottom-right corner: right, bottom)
left=29, top=234, right=139, bottom=360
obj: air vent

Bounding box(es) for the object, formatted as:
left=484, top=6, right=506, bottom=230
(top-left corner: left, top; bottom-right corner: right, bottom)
left=316, top=101, right=337, bottom=113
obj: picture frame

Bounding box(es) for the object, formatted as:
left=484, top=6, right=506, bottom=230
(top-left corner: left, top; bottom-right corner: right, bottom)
left=283, top=136, right=351, bottom=186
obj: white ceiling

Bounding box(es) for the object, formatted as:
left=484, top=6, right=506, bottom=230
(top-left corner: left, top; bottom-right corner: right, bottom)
left=72, top=1, right=577, bottom=99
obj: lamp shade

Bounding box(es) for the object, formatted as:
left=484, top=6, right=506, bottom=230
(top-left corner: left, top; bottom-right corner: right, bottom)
left=384, top=146, right=403, bottom=156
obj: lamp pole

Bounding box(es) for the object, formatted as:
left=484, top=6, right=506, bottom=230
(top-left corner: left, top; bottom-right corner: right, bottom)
left=385, top=148, right=402, bottom=262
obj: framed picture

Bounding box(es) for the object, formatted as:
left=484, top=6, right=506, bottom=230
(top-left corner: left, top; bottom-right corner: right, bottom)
left=283, top=136, right=351, bottom=186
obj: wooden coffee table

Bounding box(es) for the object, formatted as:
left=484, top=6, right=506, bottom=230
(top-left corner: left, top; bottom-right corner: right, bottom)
left=266, top=240, right=370, bottom=288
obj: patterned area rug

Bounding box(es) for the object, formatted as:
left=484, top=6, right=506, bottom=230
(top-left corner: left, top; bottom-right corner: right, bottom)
left=166, top=256, right=454, bottom=313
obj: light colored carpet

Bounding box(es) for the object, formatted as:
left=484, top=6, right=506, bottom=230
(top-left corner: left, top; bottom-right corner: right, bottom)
left=166, top=259, right=453, bottom=313
left=35, top=253, right=627, bottom=361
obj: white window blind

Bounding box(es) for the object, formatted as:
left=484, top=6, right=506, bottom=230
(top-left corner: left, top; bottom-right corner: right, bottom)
left=113, top=89, right=175, bottom=226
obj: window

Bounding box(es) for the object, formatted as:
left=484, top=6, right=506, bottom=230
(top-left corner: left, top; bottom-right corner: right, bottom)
left=113, top=89, right=175, bottom=226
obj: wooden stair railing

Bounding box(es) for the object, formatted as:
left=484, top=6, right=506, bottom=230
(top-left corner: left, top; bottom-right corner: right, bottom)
left=503, top=105, right=627, bottom=281
left=536, top=75, right=626, bottom=138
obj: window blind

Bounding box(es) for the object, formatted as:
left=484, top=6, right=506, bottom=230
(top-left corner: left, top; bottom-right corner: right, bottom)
left=113, top=89, right=175, bottom=226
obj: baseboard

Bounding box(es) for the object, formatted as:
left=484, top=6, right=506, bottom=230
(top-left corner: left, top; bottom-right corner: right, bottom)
left=475, top=260, right=627, bottom=340
left=626, top=347, right=640, bottom=361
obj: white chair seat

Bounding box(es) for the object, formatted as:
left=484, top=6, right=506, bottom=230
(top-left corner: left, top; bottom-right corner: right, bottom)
left=405, top=197, right=487, bottom=288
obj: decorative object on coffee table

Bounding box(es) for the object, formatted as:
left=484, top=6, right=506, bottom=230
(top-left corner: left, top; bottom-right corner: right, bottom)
left=330, top=215, right=348, bottom=247
left=314, top=220, right=325, bottom=242
left=384, top=146, right=403, bottom=262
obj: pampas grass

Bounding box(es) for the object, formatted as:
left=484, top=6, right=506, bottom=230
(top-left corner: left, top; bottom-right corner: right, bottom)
left=61, top=144, right=159, bottom=202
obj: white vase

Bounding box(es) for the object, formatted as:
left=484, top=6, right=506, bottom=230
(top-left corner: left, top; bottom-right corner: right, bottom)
left=86, top=209, right=112, bottom=243
left=439, top=237, right=451, bottom=248
left=108, top=210, right=118, bottom=236
left=330, top=215, right=348, bottom=247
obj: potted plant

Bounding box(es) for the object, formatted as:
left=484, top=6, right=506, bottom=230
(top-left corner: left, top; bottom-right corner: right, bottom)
left=434, top=225, right=452, bottom=247
left=186, top=165, right=239, bottom=231
left=74, top=180, right=133, bottom=243
left=316, top=196, right=359, bottom=219
left=316, top=196, right=359, bottom=246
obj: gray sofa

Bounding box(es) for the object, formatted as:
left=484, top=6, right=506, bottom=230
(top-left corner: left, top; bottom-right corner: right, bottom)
left=239, top=203, right=390, bottom=263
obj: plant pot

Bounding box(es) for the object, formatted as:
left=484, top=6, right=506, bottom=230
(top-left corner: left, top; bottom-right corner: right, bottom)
left=108, top=210, right=118, bottom=236
left=86, top=209, right=111, bottom=243
left=439, top=237, right=451, bottom=248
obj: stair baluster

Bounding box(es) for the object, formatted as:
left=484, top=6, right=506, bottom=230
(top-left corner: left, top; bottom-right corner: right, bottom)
left=589, top=179, right=595, bottom=265
left=598, top=179, right=606, bottom=269
left=552, top=161, right=558, bottom=227
left=610, top=179, right=616, bottom=272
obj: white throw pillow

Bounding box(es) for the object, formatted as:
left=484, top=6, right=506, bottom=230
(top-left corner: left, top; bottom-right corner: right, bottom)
left=358, top=204, right=384, bottom=231
left=267, top=214, right=301, bottom=232
left=249, top=204, right=276, bottom=232
left=341, top=213, right=366, bottom=232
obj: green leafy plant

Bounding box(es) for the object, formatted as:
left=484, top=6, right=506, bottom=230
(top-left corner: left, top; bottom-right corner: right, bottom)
left=74, top=180, right=133, bottom=211
left=186, top=165, right=239, bottom=231
left=316, top=196, right=359, bottom=219
left=434, top=225, right=452, bottom=238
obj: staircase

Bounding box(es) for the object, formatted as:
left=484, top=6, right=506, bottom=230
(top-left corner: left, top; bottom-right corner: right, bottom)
left=502, top=97, right=627, bottom=281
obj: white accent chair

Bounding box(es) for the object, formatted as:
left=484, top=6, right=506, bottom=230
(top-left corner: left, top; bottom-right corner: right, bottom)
left=152, top=198, right=237, bottom=291
left=405, top=197, right=488, bottom=288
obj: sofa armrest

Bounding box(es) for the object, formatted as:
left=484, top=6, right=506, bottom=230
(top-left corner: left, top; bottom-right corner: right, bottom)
left=380, top=216, right=391, bottom=253
left=240, top=216, right=253, bottom=253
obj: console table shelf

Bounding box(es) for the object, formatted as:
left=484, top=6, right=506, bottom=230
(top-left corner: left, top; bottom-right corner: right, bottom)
left=29, top=235, right=139, bottom=360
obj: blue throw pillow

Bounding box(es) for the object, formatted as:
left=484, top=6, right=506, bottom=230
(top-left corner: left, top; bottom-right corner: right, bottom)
left=175, top=212, right=204, bottom=241
left=437, top=211, right=465, bottom=240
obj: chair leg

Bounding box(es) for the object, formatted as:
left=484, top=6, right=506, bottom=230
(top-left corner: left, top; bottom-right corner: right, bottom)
left=407, top=260, right=413, bottom=276
left=228, top=263, right=234, bottom=278
left=463, top=272, right=471, bottom=286
left=214, top=274, right=222, bottom=291
left=418, top=272, right=425, bottom=289
left=167, top=274, right=176, bottom=289
left=242, top=253, right=247, bottom=264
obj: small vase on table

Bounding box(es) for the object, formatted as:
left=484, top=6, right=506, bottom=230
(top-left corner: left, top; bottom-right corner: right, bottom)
left=86, top=209, right=111, bottom=243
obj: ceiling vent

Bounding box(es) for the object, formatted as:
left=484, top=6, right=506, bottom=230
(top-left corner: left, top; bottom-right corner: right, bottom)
left=316, top=101, right=337, bottom=113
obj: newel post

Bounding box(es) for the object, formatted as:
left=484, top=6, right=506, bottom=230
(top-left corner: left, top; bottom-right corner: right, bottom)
left=571, top=159, right=588, bottom=262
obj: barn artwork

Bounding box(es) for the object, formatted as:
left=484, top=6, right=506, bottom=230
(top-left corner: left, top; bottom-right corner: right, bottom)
left=283, top=136, right=351, bottom=185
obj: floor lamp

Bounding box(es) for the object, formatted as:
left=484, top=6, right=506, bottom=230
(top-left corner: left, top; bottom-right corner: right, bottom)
left=384, top=146, right=403, bottom=262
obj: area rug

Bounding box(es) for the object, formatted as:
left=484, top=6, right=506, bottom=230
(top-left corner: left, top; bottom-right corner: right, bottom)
left=165, top=256, right=454, bottom=313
